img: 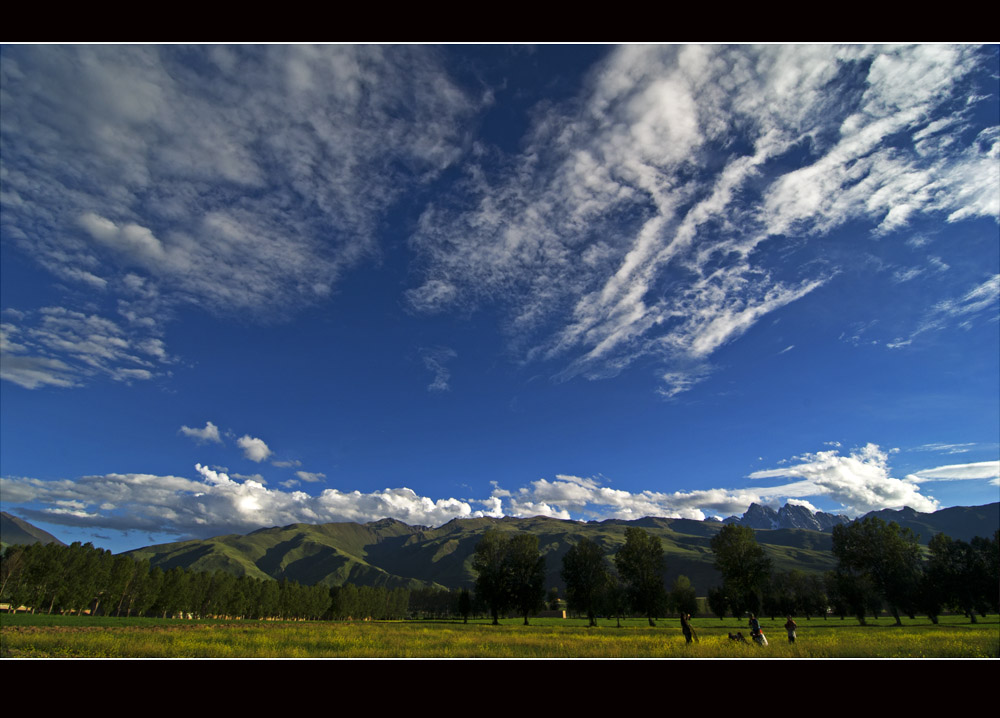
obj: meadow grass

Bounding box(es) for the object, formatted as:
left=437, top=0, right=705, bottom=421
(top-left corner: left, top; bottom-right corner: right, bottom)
left=2, top=613, right=997, bottom=658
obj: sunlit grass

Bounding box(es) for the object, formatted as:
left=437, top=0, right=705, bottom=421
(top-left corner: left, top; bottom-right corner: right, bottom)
left=2, top=614, right=996, bottom=658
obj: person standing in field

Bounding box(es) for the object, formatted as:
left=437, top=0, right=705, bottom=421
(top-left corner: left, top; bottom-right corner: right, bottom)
left=680, top=612, right=696, bottom=643
left=784, top=616, right=797, bottom=644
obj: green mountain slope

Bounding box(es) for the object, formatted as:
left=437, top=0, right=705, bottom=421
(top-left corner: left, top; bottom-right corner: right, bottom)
left=124, top=514, right=841, bottom=591
left=1, top=512, right=66, bottom=550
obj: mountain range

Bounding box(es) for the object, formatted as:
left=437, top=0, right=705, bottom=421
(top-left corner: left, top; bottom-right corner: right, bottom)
left=3, top=503, right=996, bottom=593
left=723, top=503, right=851, bottom=532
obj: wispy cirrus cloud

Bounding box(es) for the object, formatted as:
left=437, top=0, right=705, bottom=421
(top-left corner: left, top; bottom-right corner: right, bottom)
left=888, top=274, right=1000, bottom=348
left=913, top=442, right=980, bottom=454
left=407, top=45, right=996, bottom=396
left=420, top=346, right=458, bottom=392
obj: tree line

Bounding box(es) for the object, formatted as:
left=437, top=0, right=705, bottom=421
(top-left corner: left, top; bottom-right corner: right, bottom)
left=3, top=517, right=997, bottom=625
left=473, top=526, right=697, bottom=627
left=1, top=541, right=332, bottom=619
left=1, top=540, right=483, bottom=622
left=704, top=519, right=999, bottom=625
left=472, top=519, right=999, bottom=627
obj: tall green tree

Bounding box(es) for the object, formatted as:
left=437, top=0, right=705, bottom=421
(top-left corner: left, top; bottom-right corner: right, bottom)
left=669, top=575, right=698, bottom=617
left=926, top=532, right=998, bottom=623
left=472, top=529, right=545, bottom=625
left=561, top=536, right=610, bottom=627
left=798, top=573, right=828, bottom=620
left=458, top=588, right=472, bottom=624
left=506, top=533, right=546, bottom=625
left=601, top=567, right=630, bottom=628
left=972, top=531, right=1000, bottom=615
left=706, top=585, right=728, bottom=620
left=762, top=570, right=797, bottom=620
left=832, top=517, right=921, bottom=626
left=472, top=529, right=513, bottom=625
left=710, top=524, right=772, bottom=618
left=614, top=527, right=668, bottom=626
left=0, top=546, right=28, bottom=609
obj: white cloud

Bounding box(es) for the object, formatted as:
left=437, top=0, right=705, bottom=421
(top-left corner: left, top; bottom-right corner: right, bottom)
left=1, top=45, right=478, bottom=328
left=785, top=498, right=821, bottom=513
left=934, top=274, right=1000, bottom=321
left=747, top=443, right=940, bottom=514
left=0, top=466, right=487, bottom=536
left=2, top=442, right=964, bottom=538
left=0, top=352, right=78, bottom=389
left=78, top=212, right=168, bottom=267
left=237, top=435, right=272, bottom=463
left=179, top=421, right=222, bottom=444
left=407, top=45, right=993, bottom=396
left=892, top=267, right=924, bottom=284
left=271, top=459, right=302, bottom=468
left=898, top=274, right=1000, bottom=344
left=913, top=442, right=978, bottom=454
left=3, top=46, right=994, bottom=400
left=0, top=307, right=169, bottom=389
left=231, top=473, right=266, bottom=484
left=906, top=460, right=1000, bottom=484
left=294, top=471, right=326, bottom=483
left=420, top=346, right=457, bottom=392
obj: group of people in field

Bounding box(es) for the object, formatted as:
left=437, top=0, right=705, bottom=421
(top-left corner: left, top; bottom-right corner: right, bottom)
left=684, top=612, right=799, bottom=646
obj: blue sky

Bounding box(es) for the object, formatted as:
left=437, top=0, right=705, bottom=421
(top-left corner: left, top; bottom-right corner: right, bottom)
left=1, top=44, right=998, bottom=554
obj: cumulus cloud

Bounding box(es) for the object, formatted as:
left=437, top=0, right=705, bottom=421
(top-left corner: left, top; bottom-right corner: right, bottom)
left=179, top=421, right=222, bottom=444
left=496, top=474, right=766, bottom=522
left=407, top=45, right=993, bottom=395
left=747, top=443, right=940, bottom=514
left=0, top=466, right=488, bottom=537
left=237, top=435, right=272, bottom=463
left=2, top=440, right=959, bottom=538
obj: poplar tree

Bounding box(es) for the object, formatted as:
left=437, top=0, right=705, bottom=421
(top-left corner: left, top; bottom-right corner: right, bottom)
left=614, top=527, right=668, bottom=626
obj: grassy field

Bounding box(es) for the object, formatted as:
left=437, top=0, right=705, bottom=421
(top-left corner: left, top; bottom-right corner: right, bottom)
left=2, top=614, right=997, bottom=658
